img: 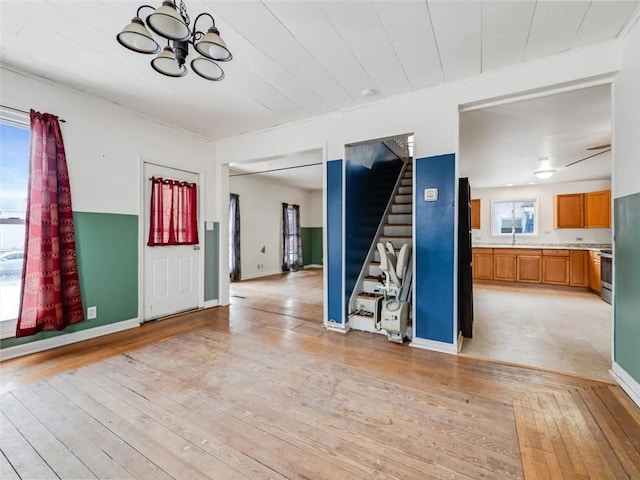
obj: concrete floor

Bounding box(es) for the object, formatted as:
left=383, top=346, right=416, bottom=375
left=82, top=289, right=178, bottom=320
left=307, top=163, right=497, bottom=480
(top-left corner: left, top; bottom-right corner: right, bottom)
left=462, top=282, right=613, bottom=381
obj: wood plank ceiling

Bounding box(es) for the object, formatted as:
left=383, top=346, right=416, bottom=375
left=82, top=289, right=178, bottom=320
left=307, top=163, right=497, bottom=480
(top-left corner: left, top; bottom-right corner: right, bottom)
left=1, top=1, right=639, bottom=140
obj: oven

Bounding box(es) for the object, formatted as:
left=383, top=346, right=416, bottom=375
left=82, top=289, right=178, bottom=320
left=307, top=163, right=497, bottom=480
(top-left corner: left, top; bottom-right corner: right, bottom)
left=600, top=250, right=612, bottom=304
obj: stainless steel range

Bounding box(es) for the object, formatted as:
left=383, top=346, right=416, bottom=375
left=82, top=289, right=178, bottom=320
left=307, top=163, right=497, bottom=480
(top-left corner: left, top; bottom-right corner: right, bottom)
left=600, top=250, right=612, bottom=304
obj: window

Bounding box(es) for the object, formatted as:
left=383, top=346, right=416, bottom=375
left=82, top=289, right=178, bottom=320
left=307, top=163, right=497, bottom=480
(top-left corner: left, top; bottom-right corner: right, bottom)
left=0, top=118, right=30, bottom=334
left=492, top=200, right=537, bottom=236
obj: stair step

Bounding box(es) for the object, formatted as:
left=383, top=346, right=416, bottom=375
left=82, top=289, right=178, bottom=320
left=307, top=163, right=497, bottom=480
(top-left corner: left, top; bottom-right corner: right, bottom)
left=384, top=224, right=412, bottom=236
left=401, top=179, right=412, bottom=186
left=387, top=214, right=412, bottom=224
left=379, top=236, right=412, bottom=249
left=348, top=314, right=382, bottom=334
left=395, top=194, right=412, bottom=204
left=391, top=204, right=412, bottom=214
left=398, top=186, right=412, bottom=194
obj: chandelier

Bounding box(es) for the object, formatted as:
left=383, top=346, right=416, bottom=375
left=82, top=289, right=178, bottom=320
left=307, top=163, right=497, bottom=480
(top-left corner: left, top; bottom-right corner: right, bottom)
left=117, top=0, right=232, bottom=81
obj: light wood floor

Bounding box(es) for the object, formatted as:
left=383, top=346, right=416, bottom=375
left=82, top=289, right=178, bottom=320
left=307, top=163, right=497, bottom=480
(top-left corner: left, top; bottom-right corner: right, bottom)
left=463, top=282, right=613, bottom=381
left=1, top=269, right=639, bottom=479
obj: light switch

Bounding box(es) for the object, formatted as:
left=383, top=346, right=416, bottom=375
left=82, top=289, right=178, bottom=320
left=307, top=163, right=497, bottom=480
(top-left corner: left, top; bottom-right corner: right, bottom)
left=424, top=188, right=438, bottom=201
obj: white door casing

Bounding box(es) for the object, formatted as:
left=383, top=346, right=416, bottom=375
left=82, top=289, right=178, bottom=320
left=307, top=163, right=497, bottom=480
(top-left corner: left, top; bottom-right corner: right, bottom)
left=143, top=163, right=200, bottom=321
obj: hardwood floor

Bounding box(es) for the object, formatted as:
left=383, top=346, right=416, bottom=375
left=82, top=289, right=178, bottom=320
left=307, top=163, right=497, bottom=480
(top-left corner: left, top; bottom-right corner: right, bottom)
left=1, top=269, right=639, bottom=479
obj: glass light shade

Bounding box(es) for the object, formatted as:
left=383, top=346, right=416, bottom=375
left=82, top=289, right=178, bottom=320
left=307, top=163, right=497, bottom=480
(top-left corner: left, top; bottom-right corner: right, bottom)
left=147, top=1, right=190, bottom=41
left=191, top=57, right=225, bottom=81
left=194, top=27, right=232, bottom=61
left=534, top=170, right=556, bottom=179
left=117, top=17, right=160, bottom=54
left=151, top=47, right=187, bottom=77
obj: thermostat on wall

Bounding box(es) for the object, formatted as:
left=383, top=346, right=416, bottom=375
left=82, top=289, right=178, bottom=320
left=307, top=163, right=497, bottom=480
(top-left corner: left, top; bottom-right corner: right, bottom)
left=424, top=188, right=438, bottom=201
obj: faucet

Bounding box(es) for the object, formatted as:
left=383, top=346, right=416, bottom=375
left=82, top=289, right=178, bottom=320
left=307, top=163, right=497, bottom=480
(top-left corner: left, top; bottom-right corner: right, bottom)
left=511, top=230, right=516, bottom=246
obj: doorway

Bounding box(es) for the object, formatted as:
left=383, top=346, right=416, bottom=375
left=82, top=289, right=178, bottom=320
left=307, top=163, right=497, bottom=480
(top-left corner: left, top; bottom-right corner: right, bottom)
left=458, top=84, right=614, bottom=381
left=226, top=149, right=325, bottom=323
left=143, top=163, right=201, bottom=321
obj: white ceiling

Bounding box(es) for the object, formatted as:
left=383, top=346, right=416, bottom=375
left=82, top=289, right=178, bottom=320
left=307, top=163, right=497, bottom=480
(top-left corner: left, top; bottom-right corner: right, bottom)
left=1, top=1, right=638, bottom=141
left=230, top=148, right=323, bottom=191
left=459, top=84, right=612, bottom=188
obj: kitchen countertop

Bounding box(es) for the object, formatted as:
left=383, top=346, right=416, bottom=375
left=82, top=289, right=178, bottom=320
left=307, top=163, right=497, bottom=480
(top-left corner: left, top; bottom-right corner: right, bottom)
left=472, top=244, right=612, bottom=251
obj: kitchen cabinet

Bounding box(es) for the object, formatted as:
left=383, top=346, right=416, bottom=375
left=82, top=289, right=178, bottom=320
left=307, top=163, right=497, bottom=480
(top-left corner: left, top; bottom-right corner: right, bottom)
left=471, top=199, right=481, bottom=230
left=554, top=189, right=611, bottom=229
left=570, top=250, right=589, bottom=287
left=493, top=249, right=518, bottom=282
left=542, top=249, right=570, bottom=285
left=472, top=248, right=493, bottom=280
left=554, top=194, right=584, bottom=228
left=589, top=251, right=601, bottom=293
left=516, top=249, right=542, bottom=283
left=585, top=190, right=611, bottom=228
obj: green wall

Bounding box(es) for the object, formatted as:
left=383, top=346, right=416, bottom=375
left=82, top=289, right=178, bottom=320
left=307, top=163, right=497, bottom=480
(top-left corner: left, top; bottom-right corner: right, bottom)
left=614, top=193, right=640, bottom=383
left=205, top=222, right=219, bottom=301
left=1, top=212, right=138, bottom=348
left=302, top=227, right=323, bottom=266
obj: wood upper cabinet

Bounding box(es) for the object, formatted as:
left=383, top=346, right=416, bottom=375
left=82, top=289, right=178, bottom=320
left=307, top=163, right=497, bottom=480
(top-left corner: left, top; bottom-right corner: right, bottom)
left=542, top=249, right=570, bottom=285
left=493, top=250, right=517, bottom=282
left=472, top=248, right=493, bottom=280
left=589, top=250, right=601, bottom=293
left=516, top=251, right=542, bottom=283
left=569, top=250, right=589, bottom=287
left=585, top=190, right=611, bottom=228
left=470, top=199, right=481, bottom=230
left=555, top=193, right=584, bottom=228
left=555, top=189, right=611, bottom=229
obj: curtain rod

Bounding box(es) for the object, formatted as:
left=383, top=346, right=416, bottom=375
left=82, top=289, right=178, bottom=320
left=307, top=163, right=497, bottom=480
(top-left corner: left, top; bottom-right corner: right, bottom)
left=229, top=162, right=322, bottom=177
left=0, top=104, right=66, bottom=123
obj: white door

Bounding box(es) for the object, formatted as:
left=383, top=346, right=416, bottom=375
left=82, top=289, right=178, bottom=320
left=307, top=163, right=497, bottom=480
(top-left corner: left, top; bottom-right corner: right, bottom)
left=143, top=163, right=200, bottom=321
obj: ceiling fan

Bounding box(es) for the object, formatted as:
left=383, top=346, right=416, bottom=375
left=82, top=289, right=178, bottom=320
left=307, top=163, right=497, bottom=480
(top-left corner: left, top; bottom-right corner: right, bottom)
left=565, top=143, right=611, bottom=167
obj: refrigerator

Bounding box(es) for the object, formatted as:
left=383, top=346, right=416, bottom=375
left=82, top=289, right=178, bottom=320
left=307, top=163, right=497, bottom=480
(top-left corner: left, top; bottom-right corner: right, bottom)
left=458, top=177, right=474, bottom=338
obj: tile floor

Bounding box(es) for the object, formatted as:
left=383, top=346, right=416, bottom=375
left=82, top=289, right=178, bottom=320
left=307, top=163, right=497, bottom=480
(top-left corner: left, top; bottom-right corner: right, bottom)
left=462, top=282, right=613, bottom=381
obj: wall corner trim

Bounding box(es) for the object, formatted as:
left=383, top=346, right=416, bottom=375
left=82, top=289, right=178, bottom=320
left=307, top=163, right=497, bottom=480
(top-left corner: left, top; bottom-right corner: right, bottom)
left=410, top=337, right=458, bottom=355
left=203, top=300, right=219, bottom=309
left=0, top=318, right=140, bottom=362
left=611, top=362, right=640, bottom=408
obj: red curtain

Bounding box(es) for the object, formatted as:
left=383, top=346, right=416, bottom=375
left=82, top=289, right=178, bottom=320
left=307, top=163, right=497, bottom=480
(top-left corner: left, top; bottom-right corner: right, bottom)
left=16, top=110, right=84, bottom=337
left=147, top=177, right=198, bottom=246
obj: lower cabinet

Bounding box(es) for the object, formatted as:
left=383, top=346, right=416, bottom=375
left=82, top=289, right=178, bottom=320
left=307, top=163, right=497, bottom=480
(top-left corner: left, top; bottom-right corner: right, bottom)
left=473, top=249, right=493, bottom=280
left=472, top=247, right=597, bottom=290
left=542, top=256, right=569, bottom=285
left=493, top=250, right=517, bottom=282
left=570, top=250, right=589, bottom=287
left=516, top=250, right=542, bottom=283
left=589, top=251, right=601, bottom=293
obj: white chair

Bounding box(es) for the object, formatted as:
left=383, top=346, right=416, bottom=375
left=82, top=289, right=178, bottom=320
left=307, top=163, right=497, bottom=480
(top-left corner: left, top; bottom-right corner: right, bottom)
left=377, top=242, right=410, bottom=298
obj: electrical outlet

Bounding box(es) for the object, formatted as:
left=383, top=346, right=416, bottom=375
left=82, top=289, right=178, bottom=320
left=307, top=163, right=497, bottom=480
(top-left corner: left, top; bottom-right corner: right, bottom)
left=87, top=306, right=97, bottom=320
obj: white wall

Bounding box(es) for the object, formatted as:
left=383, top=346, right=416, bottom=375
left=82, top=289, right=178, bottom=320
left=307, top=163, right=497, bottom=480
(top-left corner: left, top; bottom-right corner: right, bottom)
left=471, top=179, right=612, bottom=246
left=1, top=68, right=218, bottom=220
left=307, top=190, right=323, bottom=228
left=229, top=175, right=312, bottom=279
left=613, top=17, right=640, bottom=199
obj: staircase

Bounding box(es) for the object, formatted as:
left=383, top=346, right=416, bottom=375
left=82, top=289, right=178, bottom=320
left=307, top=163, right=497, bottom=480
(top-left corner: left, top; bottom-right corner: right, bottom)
left=348, top=160, right=413, bottom=334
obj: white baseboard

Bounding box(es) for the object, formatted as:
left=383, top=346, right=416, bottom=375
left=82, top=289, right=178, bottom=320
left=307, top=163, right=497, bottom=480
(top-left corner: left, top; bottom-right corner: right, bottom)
left=0, top=318, right=140, bottom=361
left=611, top=362, right=640, bottom=408
left=324, top=320, right=349, bottom=334
left=241, top=269, right=282, bottom=280
left=410, top=337, right=458, bottom=355
left=305, top=264, right=323, bottom=269
left=203, top=299, right=219, bottom=309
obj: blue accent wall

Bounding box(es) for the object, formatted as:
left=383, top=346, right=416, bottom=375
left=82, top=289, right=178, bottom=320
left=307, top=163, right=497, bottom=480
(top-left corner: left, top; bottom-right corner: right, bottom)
left=344, top=156, right=403, bottom=311
left=614, top=192, right=640, bottom=384
left=414, top=154, right=456, bottom=344
left=327, top=160, right=344, bottom=325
